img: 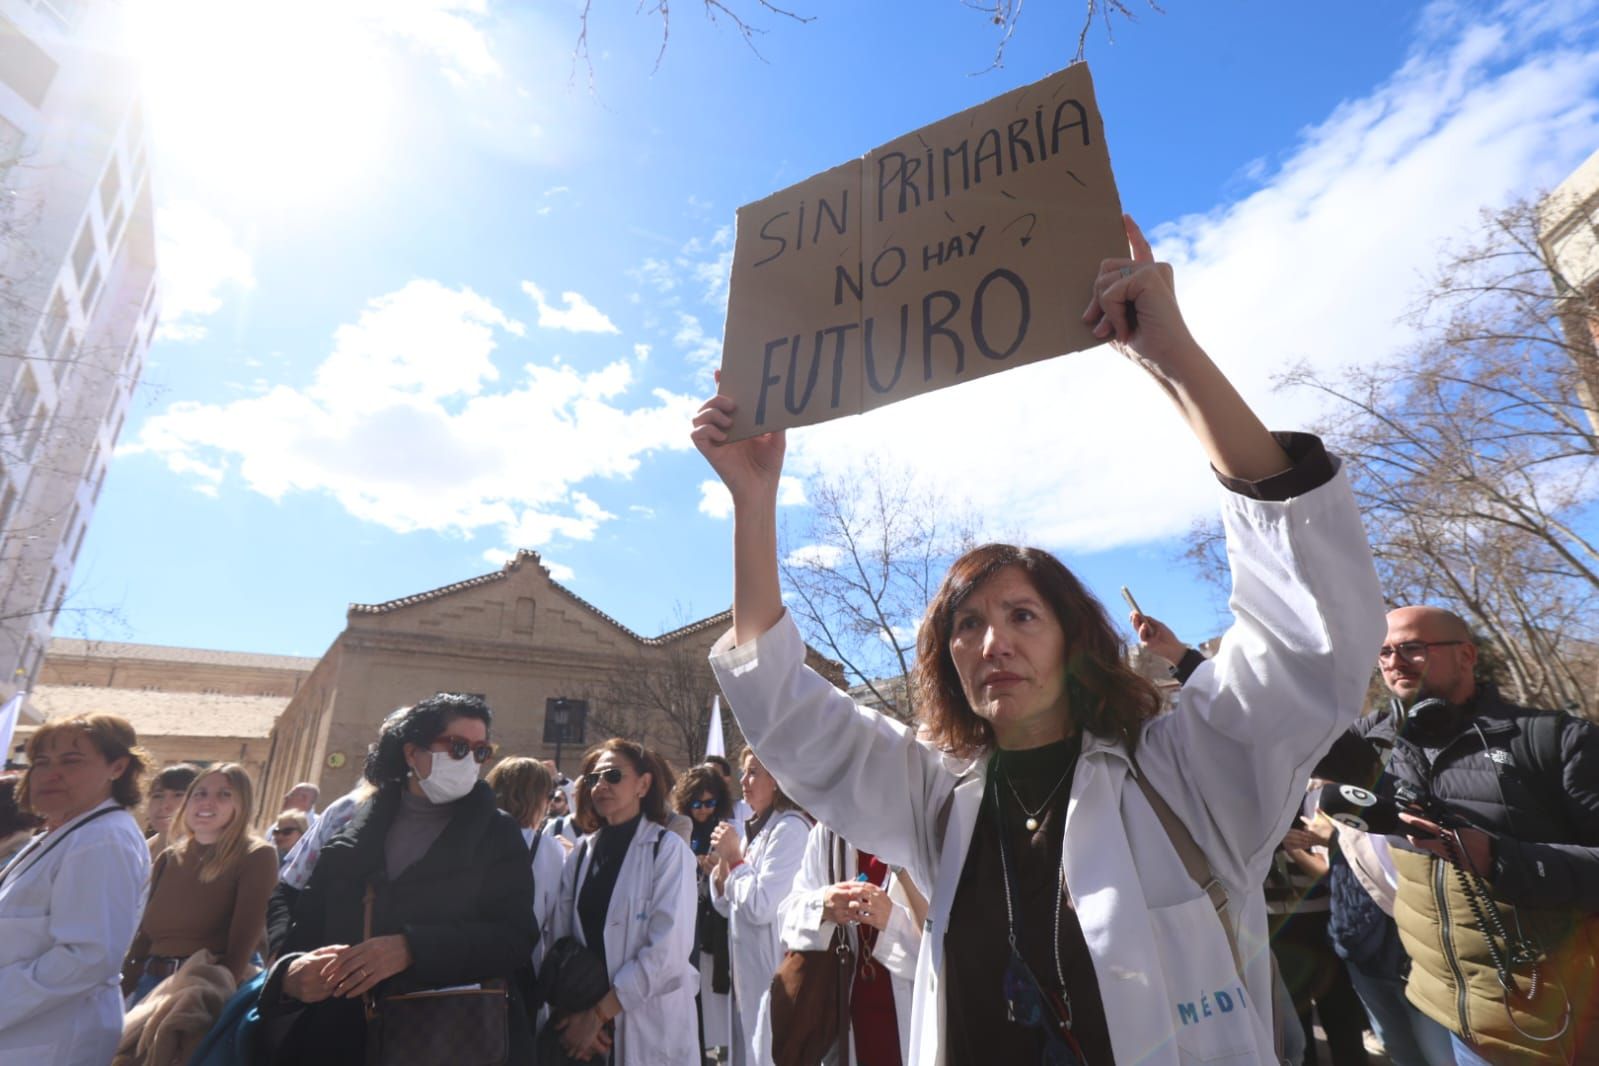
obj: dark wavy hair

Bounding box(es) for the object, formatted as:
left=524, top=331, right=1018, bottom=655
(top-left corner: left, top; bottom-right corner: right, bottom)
left=0, top=772, right=41, bottom=837
left=363, top=693, right=494, bottom=790
left=672, top=764, right=732, bottom=822
left=913, top=543, right=1161, bottom=756
left=573, top=738, right=671, bottom=833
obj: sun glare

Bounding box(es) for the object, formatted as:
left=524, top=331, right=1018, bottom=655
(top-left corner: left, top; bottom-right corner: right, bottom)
left=129, top=0, right=398, bottom=217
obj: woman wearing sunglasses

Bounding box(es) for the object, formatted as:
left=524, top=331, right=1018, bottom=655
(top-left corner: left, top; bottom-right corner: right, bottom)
left=672, top=764, right=737, bottom=1061
left=551, top=738, right=698, bottom=1064
left=694, top=217, right=1387, bottom=1065
left=255, top=693, right=536, bottom=1065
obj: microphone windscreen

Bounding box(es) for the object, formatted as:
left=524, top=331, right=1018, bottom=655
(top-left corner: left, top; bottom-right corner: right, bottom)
left=1315, top=782, right=1406, bottom=835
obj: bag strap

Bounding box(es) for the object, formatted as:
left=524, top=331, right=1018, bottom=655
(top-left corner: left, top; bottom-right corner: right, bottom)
left=362, top=882, right=379, bottom=1021
left=1128, top=760, right=1237, bottom=970
left=0, top=805, right=119, bottom=891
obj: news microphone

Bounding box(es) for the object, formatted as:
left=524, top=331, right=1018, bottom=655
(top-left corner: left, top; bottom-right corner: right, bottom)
left=1315, top=782, right=1437, bottom=838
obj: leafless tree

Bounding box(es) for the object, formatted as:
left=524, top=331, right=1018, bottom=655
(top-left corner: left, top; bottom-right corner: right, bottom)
left=779, top=460, right=981, bottom=721
left=1189, top=197, right=1599, bottom=718
left=573, top=0, right=1166, bottom=83
left=582, top=619, right=741, bottom=768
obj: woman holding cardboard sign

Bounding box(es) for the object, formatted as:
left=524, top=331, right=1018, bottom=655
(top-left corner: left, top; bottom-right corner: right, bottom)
left=691, top=214, right=1385, bottom=1066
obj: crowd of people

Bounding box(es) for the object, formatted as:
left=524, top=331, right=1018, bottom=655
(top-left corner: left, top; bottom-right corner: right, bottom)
left=0, top=217, right=1594, bottom=1066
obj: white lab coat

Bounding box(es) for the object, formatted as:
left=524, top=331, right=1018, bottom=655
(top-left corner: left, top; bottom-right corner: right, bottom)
left=0, top=799, right=151, bottom=1066
left=555, top=817, right=699, bottom=1066
left=776, top=823, right=921, bottom=1063
left=710, top=808, right=810, bottom=1066
left=521, top=826, right=567, bottom=973
left=711, top=465, right=1384, bottom=1066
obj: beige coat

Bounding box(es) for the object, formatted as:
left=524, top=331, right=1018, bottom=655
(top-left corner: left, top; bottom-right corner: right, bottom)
left=114, top=950, right=237, bottom=1066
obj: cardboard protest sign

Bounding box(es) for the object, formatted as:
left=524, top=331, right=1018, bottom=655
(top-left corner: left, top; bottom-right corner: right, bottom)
left=718, top=63, right=1124, bottom=439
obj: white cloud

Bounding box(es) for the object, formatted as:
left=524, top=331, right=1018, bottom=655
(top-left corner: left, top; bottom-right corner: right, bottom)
left=784, top=1, right=1599, bottom=552
left=698, top=480, right=733, bottom=519
left=126, top=281, right=699, bottom=546
left=543, top=560, right=577, bottom=582
left=674, top=313, right=722, bottom=376
left=633, top=343, right=653, bottom=361
left=785, top=543, right=844, bottom=568
left=700, top=475, right=806, bottom=520
left=154, top=201, right=255, bottom=341
left=351, top=0, right=501, bottom=81
left=522, top=282, right=621, bottom=334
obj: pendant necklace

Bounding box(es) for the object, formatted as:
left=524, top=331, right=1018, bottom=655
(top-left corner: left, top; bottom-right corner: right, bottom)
left=991, top=763, right=1089, bottom=1065
left=1002, top=754, right=1076, bottom=832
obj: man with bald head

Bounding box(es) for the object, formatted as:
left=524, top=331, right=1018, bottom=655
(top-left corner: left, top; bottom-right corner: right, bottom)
left=1349, top=606, right=1599, bottom=1065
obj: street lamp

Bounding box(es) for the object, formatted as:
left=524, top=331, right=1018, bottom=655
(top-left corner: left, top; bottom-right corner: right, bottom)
left=543, top=697, right=588, bottom=774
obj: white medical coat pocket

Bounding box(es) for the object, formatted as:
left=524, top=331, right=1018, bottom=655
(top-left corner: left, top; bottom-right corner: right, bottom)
left=1147, top=895, right=1257, bottom=1066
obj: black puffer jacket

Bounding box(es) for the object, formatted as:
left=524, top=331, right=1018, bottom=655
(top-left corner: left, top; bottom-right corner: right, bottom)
left=258, top=780, right=535, bottom=1065
left=1353, top=688, right=1599, bottom=910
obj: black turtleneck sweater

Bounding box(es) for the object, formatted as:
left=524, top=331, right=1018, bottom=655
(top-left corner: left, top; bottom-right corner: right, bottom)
left=579, top=812, right=644, bottom=970
left=944, top=736, right=1114, bottom=1066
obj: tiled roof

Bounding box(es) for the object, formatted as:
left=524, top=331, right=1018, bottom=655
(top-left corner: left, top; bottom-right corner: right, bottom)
left=28, top=685, right=287, bottom=738
left=348, top=549, right=731, bottom=647
left=46, top=638, right=321, bottom=673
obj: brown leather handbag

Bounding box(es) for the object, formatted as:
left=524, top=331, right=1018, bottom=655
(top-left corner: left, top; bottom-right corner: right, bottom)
left=768, top=831, right=853, bottom=1066
left=361, top=884, right=510, bottom=1066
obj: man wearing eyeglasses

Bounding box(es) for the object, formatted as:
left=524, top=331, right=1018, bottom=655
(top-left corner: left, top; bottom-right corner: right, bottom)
left=1348, top=606, right=1599, bottom=1066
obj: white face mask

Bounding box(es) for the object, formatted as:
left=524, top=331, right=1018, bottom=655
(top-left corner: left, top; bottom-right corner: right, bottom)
left=417, top=749, right=479, bottom=804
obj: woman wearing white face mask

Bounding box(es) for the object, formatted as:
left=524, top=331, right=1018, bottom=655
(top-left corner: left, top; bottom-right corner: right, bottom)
left=254, top=693, right=537, bottom=1066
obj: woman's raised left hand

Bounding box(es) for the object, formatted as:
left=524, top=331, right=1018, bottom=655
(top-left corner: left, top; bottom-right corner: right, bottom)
left=321, top=934, right=413, bottom=998
left=1081, top=214, right=1200, bottom=376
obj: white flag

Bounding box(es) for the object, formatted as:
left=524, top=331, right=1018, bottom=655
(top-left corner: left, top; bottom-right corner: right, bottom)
left=705, top=694, right=726, bottom=761
left=0, top=690, right=23, bottom=768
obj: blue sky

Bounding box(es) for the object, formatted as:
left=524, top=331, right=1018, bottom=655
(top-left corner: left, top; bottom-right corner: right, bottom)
left=73, top=0, right=1599, bottom=660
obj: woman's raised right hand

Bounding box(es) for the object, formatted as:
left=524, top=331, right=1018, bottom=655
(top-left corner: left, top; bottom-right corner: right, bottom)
left=691, top=393, right=786, bottom=507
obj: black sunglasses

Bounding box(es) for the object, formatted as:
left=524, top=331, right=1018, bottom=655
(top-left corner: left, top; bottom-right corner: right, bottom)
left=687, top=799, right=716, bottom=811
left=430, top=735, right=495, bottom=764
left=269, top=825, right=299, bottom=836
left=583, top=768, right=626, bottom=787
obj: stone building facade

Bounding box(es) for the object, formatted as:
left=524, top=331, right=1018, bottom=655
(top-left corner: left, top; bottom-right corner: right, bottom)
left=257, top=551, right=832, bottom=823
left=15, top=638, right=318, bottom=797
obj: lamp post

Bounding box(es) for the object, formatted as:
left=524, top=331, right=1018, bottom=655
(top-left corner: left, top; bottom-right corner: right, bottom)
left=544, top=697, right=588, bottom=774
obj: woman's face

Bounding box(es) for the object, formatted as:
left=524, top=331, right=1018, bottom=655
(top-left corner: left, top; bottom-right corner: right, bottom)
left=740, top=756, right=777, bottom=817
left=147, top=786, right=187, bottom=835
left=25, top=731, right=127, bottom=829
left=947, top=565, right=1071, bottom=749
left=588, top=752, right=649, bottom=826
left=403, top=715, right=489, bottom=785
left=688, top=789, right=718, bottom=824
left=271, top=820, right=303, bottom=857
left=184, top=772, right=239, bottom=844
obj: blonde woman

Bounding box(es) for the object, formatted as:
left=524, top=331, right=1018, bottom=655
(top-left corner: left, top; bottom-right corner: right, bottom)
left=122, top=764, right=278, bottom=1006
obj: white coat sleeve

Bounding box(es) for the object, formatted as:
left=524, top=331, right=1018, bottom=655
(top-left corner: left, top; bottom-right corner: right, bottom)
left=610, top=833, right=697, bottom=1016
left=722, top=815, right=809, bottom=929
left=0, top=833, right=148, bottom=1029
left=532, top=841, right=566, bottom=948
left=552, top=839, right=584, bottom=943
left=778, top=823, right=837, bottom=952
left=870, top=871, right=922, bottom=984
left=711, top=619, right=949, bottom=891
left=1136, top=465, right=1386, bottom=885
